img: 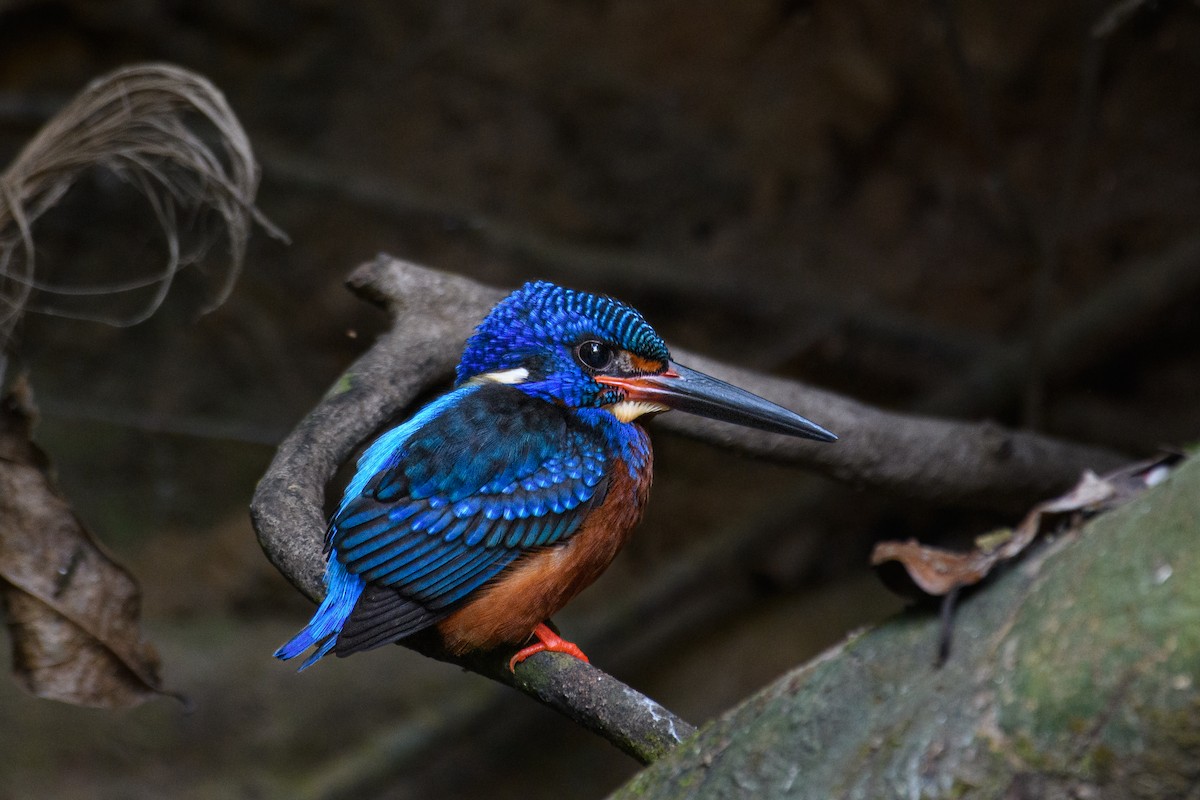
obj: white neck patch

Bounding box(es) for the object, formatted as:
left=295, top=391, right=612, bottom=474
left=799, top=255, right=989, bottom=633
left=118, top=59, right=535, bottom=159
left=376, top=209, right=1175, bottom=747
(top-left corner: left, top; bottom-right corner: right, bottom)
left=606, top=400, right=669, bottom=423
left=471, top=367, right=530, bottom=385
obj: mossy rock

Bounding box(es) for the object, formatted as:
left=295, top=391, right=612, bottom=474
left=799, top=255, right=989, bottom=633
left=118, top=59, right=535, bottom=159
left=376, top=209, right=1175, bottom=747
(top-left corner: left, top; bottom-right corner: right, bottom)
left=612, top=458, right=1200, bottom=799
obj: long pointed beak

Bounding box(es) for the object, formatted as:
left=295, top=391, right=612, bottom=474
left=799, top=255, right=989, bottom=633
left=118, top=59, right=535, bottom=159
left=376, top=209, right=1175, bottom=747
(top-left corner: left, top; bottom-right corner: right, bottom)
left=596, top=361, right=838, bottom=441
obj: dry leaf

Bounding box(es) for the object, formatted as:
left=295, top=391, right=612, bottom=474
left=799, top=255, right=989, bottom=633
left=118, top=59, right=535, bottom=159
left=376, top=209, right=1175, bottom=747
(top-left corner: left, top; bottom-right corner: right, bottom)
left=0, top=379, right=172, bottom=707
left=870, top=540, right=995, bottom=596
left=871, top=454, right=1182, bottom=596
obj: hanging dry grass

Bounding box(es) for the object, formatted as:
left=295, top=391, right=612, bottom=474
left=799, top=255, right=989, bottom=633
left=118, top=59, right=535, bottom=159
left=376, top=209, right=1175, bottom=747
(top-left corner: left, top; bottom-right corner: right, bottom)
left=0, top=62, right=281, bottom=347
left=0, top=63, right=280, bottom=708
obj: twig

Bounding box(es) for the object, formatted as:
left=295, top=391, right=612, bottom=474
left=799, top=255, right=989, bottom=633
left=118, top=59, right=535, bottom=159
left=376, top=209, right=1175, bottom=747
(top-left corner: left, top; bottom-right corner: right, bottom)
left=918, top=233, right=1200, bottom=421
left=1025, top=0, right=1124, bottom=429
left=935, top=0, right=1147, bottom=430
left=1092, top=0, right=1151, bottom=37
left=934, top=0, right=1036, bottom=245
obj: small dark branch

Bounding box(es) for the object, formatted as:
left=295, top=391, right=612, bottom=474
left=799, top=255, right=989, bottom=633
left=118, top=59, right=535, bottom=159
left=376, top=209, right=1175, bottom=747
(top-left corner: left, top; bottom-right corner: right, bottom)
left=511, top=655, right=693, bottom=764
left=1025, top=0, right=1123, bottom=430
left=935, top=0, right=1145, bottom=431
left=250, top=255, right=1122, bottom=762
left=933, top=0, right=1036, bottom=245
left=935, top=0, right=1057, bottom=430
left=936, top=586, right=960, bottom=668
left=453, top=648, right=696, bottom=765
left=918, top=234, right=1200, bottom=425
left=650, top=354, right=1121, bottom=512
left=357, top=255, right=1122, bottom=510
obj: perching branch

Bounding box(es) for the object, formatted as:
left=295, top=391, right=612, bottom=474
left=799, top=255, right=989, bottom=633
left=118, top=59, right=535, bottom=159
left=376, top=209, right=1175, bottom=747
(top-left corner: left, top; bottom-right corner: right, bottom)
left=251, top=255, right=1125, bottom=764
left=250, top=260, right=695, bottom=764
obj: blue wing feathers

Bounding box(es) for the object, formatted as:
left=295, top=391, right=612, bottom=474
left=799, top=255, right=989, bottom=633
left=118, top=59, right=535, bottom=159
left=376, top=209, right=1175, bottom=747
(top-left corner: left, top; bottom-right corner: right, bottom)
left=358, top=536, right=443, bottom=582
left=389, top=539, right=466, bottom=581
left=376, top=552, right=458, bottom=589
left=533, top=519, right=557, bottom=547
left=425, top=563, right=512, bottom=609
left=408, top=548, right=480, bottom=595
left=483, top=519, right=509, bottom=548
left=452, top=498, right=481, bottom=517
left=276, top=382, right=621, bottom=668
left=463, top=520, right=490, bottom=547
left=410, top=507, right=446, bottom=532
left=424, top=508, right=458, bottom=536
left=442, top=517, right=472, bottom=542
left=504, top=519, right=528, bottom=548
left=339, top=517, right=423, bottom=563
left=339, top=506, right=389, bottom=530
left=345, top=539, right=417, bottom=573
left=417, top=554, right=493, bottom=602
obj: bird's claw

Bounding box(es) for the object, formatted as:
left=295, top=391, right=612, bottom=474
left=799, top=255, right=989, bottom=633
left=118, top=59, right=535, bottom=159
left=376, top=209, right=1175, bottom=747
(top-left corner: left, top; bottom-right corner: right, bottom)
left=508, top=622, right=590, bottom=672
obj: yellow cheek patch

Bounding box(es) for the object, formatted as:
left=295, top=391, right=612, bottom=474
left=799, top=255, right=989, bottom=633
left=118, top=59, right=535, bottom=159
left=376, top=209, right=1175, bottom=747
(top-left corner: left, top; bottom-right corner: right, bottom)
left=606, top=400, right=669, bottom=423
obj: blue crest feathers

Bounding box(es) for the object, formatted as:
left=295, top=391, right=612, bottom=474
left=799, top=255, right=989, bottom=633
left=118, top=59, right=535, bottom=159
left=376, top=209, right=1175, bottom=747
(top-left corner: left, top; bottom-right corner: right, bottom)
left=456, top=281, right=670, bottom=383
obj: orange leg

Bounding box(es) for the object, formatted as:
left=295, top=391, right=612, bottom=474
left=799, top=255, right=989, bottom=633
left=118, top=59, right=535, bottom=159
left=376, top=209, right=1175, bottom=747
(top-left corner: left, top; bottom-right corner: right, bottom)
left=508, top=622, right=590, bottom=672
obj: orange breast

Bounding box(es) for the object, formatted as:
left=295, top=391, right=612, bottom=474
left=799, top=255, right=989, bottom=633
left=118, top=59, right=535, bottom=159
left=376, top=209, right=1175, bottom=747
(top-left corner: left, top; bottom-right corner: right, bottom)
left=434, top=454, right=653, bottom=655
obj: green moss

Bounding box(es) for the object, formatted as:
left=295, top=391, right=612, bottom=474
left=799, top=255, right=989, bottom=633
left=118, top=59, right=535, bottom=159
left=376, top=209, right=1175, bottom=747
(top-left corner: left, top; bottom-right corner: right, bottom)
left=610, top=459, right=1200, bottom=800
left=326, top=372, right=355, bottom=397
left=996, top=462, right=1200, bottom=772
left=930, top=777, right=982, bottom=800
left=1088, top=744, right=1117, bottom=782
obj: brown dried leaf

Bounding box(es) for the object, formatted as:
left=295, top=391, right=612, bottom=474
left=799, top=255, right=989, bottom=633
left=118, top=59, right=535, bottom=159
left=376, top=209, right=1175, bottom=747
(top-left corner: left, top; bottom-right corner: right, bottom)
left=871, top=454, right=1182, bottom=596
left=869, top=540, right=995, bottom=596
left=0, top=379, right=171, bottom=708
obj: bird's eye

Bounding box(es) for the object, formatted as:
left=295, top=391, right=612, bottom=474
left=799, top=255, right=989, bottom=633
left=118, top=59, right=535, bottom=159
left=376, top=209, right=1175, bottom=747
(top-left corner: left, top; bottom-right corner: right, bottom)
left=575, top=340, right=615, bottom=371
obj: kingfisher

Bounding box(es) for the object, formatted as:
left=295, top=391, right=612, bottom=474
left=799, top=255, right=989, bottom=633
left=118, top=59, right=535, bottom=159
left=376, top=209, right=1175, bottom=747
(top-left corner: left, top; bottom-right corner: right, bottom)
left=276, top=281, right=836, bottom=671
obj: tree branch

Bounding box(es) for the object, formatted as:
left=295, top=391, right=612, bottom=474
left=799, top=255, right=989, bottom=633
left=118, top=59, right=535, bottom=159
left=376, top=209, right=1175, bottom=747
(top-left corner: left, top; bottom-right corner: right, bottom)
left=353, top=254, right=1121, bottom=511
left=250, top=260, right=696, bottom=765
left=250, top=255, right=1123, bottom=764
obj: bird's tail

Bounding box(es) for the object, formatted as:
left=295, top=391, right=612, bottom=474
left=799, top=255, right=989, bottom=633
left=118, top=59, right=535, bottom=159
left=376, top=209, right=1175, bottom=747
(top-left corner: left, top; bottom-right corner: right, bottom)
left=275, top=556, right=364, bottom=671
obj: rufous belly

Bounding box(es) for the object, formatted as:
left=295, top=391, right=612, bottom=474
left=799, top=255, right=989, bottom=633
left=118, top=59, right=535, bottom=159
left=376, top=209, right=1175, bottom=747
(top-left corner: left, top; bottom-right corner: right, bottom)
left=435, top=459, right=651, bottom=654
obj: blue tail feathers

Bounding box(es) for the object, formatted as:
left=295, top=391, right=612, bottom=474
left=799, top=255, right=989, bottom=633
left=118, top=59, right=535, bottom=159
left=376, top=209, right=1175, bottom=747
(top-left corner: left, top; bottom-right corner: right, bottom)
left=275, top=555, right=364, bottom=670
left=274, top=395, right=468, bottom=671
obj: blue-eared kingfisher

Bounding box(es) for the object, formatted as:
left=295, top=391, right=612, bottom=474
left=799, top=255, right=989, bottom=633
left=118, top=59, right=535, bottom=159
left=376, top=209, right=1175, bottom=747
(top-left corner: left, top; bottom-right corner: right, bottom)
left=276, top=281, right=837, bottom=671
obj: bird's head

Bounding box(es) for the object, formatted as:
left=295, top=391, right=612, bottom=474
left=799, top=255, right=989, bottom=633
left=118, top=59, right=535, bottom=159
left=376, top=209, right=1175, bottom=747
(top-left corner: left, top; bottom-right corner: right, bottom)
left=457, top=281, right=836, bottom=441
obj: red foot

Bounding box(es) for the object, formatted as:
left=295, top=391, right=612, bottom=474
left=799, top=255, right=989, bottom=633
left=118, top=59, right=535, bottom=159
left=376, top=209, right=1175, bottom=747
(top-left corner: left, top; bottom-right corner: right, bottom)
left=508, top=622, right=590, bottom=672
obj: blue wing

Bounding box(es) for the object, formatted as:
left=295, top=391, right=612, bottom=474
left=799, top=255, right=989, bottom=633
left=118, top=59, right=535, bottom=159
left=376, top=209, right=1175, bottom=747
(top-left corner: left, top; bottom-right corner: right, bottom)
left=275, top=382, right=611, bottom=667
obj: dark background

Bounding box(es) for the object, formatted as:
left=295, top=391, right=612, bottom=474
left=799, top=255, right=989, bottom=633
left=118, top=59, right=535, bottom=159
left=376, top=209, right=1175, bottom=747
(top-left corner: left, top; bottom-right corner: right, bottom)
left=1, top=1, right=1198, bottom=798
